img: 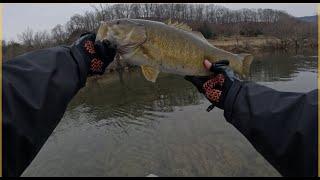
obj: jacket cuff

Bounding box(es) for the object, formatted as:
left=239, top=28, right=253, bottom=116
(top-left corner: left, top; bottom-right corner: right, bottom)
left=223, top=80, right=242, bottom=122
left=69, top=45, right=89, bottom=88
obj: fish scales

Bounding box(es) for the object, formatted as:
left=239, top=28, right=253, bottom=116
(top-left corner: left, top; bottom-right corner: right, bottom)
left=96, top=19, right=253, bottom=82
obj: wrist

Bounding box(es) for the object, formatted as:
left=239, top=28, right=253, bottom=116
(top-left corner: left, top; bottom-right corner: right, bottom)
left=69, top=45, right=89, bottom=88
left=223, top=79, right=242, bottom=121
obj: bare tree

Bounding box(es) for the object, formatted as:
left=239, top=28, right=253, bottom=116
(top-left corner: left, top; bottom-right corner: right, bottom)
left=18, top=27, right=34, bottom=48
left=52, top=24, right=67, bottom=44
left=5, top=3, right=317, bottom=59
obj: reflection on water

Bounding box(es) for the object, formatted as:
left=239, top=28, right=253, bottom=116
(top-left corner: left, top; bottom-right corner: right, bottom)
left=249, top=55, right=317, bottom=82
left=23, top=54, right=317, bottom=177
left=63, top=72, right=201, bottom=132
left=74, top=72, right=200, bottom=114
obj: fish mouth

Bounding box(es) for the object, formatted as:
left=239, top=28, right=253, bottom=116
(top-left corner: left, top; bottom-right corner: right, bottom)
left=96, top=20, right=147, bottom=55
left=96, top=31, right=123, bottom=56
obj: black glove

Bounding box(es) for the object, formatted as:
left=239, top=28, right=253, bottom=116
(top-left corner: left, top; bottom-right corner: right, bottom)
left=73, top=32, right=117, bottom=76
left=185, top=60, right=237, bottom=111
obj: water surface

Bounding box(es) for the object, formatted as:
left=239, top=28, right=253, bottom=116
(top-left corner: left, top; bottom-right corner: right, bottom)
left=23, top=54, right=317, bottom=177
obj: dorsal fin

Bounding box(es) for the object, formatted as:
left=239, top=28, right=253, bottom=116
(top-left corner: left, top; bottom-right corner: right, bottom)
left=165, top=19, right=210, bottom=44
left=191, top=31, right=206, bottom=41
left=164, top=18, right=172, bottom=25
left=165, top=19, right=192, bottom=32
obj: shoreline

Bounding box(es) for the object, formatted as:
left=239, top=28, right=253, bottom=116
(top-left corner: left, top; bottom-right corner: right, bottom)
left=209, top=35, right=317, bottom=55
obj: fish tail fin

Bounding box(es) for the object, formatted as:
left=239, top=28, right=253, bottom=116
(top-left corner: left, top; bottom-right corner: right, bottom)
left=238, top=53, right=253, bottom=77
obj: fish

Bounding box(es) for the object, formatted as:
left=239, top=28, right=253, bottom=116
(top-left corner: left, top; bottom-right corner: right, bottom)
left=96, top=18, right=253, bottom=82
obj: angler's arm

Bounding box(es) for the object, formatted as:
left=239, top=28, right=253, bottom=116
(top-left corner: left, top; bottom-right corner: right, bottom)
left=3, top=45, right=88, bottom=177
left=223, top=81, right=317, bottom=177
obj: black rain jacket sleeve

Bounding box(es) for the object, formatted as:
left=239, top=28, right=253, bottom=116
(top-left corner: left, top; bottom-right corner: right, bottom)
left=3, top=45, right=89, bottom=177
left=223, top=80, right=318, bottom=177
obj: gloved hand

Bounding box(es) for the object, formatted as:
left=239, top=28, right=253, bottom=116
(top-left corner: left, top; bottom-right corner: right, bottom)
left=73, top=32, right=117, bottom=76
left=185, top=60, right=237, bottom=111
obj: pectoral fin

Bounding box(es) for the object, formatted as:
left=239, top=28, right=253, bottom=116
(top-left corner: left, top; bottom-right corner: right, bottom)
left=141, top=65, right=160, bottom=83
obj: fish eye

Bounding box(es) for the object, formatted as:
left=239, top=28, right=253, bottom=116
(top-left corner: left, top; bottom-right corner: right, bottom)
left=116, top=21, right=120, bottom=25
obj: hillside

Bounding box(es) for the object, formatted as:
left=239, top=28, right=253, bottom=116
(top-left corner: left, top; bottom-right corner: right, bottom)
left=298, top=15, right=317, bottom=23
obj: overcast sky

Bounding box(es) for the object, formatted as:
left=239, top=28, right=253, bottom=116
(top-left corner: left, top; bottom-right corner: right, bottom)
left=3, top=3, right=318, bottom=42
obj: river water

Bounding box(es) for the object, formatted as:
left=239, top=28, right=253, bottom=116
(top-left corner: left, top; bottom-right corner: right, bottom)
left=23, top=54, right=318, bottom=177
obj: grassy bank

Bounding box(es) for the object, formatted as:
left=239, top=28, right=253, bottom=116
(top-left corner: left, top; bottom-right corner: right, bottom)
left=209, top=36, right=279, bottom=53
left=208, top=35, right=316, bottom=55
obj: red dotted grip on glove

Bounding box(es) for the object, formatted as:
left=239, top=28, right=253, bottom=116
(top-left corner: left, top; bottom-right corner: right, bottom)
left=84, top=40, right=96, bottom=54
left=83, top=40, right=105, bottom=74
left=90, top=58, right=104, bottom=72
left=202, top=74, right=225, bottom=103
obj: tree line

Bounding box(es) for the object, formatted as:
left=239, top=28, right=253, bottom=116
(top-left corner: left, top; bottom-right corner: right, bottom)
left=2, top=3, right=317, bottom=60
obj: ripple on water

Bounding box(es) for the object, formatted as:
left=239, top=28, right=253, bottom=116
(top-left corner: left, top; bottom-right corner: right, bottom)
left=23, top=54, right=316, bottom=177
